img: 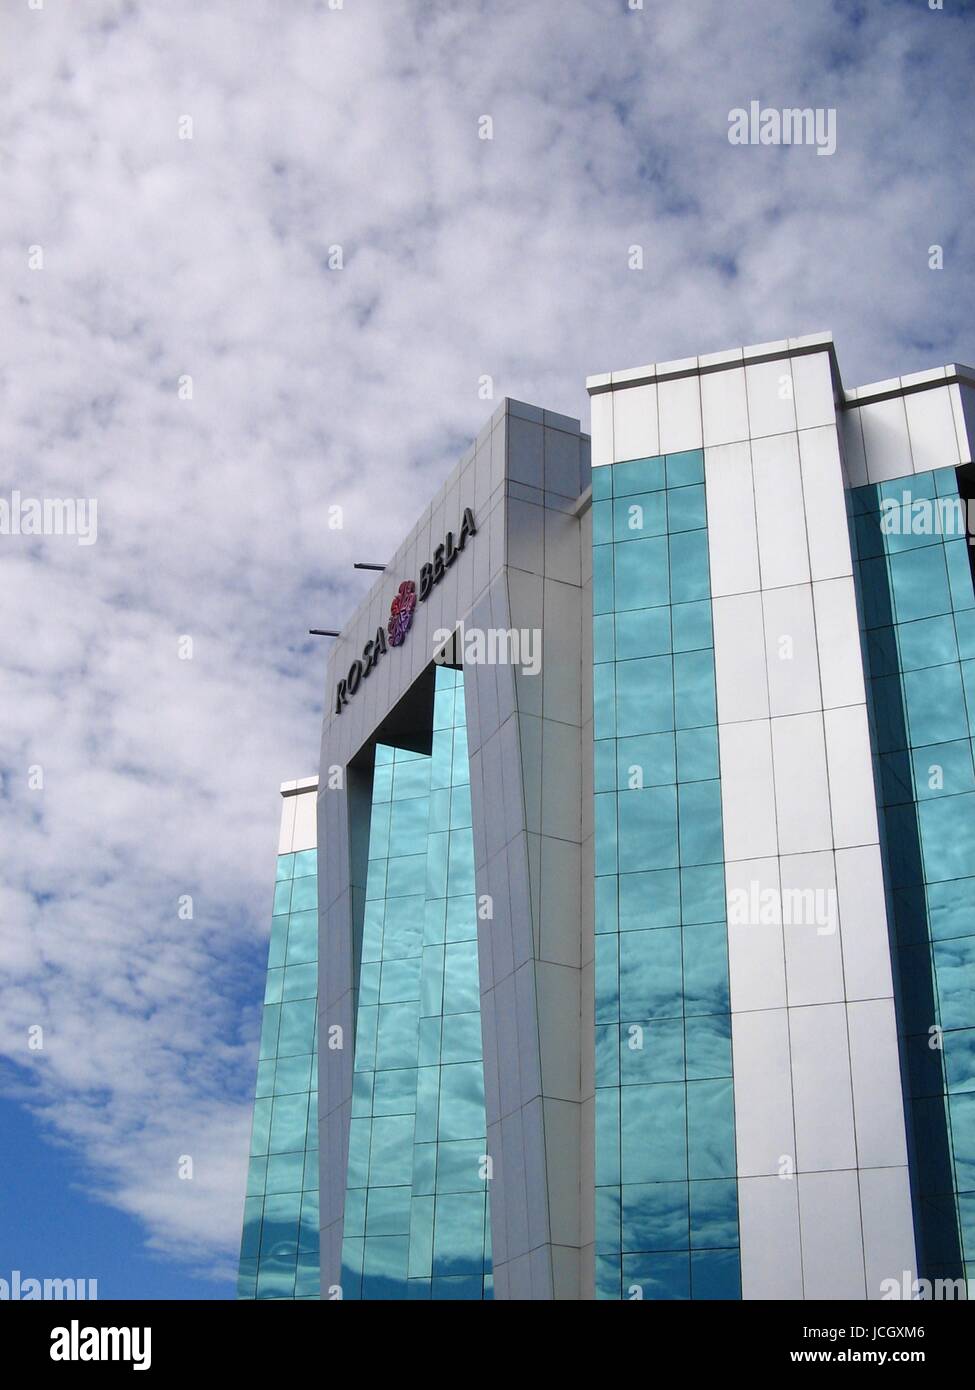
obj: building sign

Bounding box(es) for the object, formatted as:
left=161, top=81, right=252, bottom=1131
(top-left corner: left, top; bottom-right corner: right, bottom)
left=334, top=508, right=477, bottom=714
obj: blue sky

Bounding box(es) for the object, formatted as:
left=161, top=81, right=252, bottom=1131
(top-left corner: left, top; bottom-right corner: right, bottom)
left=0, top=1099, right=228, bottom=1298
left=1, top=0, right=973, bottom=1297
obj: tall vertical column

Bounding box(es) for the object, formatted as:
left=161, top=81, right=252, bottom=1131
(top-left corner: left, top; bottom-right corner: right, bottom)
left=464, top=404, right=591, bottom=1298
left=317, top=399, right=591, bottom=1300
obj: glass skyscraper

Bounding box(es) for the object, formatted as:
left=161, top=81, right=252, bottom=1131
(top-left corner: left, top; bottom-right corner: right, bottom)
left=851, top=466, right=975, bottom=1286
left=341, top=668, right=492, bottom=1299
left=238, top=779, right=320, bottom=1299
left=593, top=448, right=741, bottom=1300
left=239, top=334, right=975, bottom=1299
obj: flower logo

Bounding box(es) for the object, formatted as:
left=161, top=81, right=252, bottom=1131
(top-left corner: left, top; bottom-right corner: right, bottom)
left=388, top=580, right=417, bottom=647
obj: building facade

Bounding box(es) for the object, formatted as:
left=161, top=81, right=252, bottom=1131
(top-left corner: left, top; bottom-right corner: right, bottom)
left=238, top=778, right=320, bottom=1299
left=317, top=400, right=592, bottom=1300
left=240, top=332, right=975, bottom=1299
left=588, top=338, right=975, bottom=1299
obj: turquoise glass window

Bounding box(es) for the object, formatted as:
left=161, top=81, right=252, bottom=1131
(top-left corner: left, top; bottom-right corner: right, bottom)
left=852, top=471, right=975, bottom=1286
left=592, top=452, right=740, bottom=1300
left=238, top=845, right=319, bottom=1299
left=340, top=668, right=492, bottom=1300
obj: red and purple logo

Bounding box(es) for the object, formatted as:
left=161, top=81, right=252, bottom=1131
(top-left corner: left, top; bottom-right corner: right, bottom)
left=388, top=580, right=417, bottom=647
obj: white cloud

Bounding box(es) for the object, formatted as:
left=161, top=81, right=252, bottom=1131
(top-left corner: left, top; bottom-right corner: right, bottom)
left=1, top=0, right=971, bottom=1281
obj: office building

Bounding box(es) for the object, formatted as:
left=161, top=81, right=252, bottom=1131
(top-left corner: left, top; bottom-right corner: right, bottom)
left=238, top=779, right=320, bottom=1299
left=240, top=333, right=975, bottom=1299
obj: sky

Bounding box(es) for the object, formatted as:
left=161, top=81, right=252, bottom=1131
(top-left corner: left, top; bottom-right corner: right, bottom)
left=1, top=0, right=973, bottom=1298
